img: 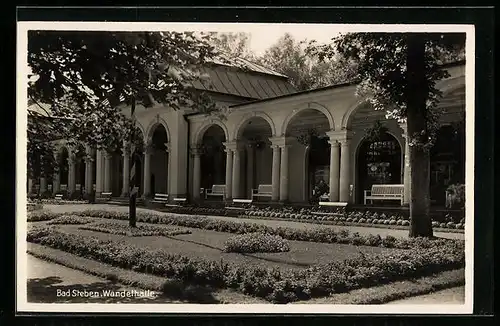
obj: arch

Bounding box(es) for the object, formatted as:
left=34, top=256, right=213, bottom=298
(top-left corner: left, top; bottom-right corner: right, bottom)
left=355, top=131, right=402, bottom=204
left=193, top=118, right=229, bottom=146
left=341, top=98, right=371, bottom=130
left=281, top=102, right=335, bottom=136
left=145, top=117, right=170, bottom=143
left=233, top=111, right=277, bottom=140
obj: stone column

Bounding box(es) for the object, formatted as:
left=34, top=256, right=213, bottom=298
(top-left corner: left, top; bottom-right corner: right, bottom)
left=191, top=147, right=202, bottom=200
left=103, top=152, right=112, bottom=193
left=271, top=145, right=281, bottom=201
left=339, top=138, right=351, bottom=202
left=143, top=148, right=152, bottom=198
left=246, top=142, right=255, bottom=197
left=224, top=147, right=234, bottom=200
left=28, top=178, right=33, bottom=194
left=166, top=144, right=172, bottom=195
left=121, top=145, right=131, bottom=197
left=39, top=177, right=47, bottom=193
left=84, top=146, right=94, bottom=194
left=279, top=144, right=290, bottom=202
left=328, top=140, right=340, bottom=202
left=232, top=144, right=243, bottom=199
left=67, top=154, right=76, bottom=194
left=95, top=150, right=103, bottom=195
left=401, top=123, right=411, bottom=205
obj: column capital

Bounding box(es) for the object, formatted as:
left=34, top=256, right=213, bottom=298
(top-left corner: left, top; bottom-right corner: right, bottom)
left=190, top=146, right=203, bottom=156
left=326, top=129, right=352, bottom=142
left=268, top=136, right=295, bottom=148
left=223, top=141, right=245, bottom=152
left=399, top=122, right=409, bottom=138
left=103, top=151, right=113, bottom=159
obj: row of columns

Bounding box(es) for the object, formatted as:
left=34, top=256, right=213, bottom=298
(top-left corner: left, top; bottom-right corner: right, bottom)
left=30, top=141, right=172, bottom=199
left=190, top=131, right=353, bottom=203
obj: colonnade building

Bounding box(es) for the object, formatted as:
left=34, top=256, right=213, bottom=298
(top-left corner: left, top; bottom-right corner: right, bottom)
left=28, top=59, right=466, bottom=206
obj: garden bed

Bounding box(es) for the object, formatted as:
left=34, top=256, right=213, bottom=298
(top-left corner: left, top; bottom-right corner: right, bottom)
left=39, top=209, right=464, bottom=250
left=236, top=214, right=465, bottom=234
left=49, top=221, right=396, bottom=270
left=27, top=226, right=465, bottom=303
left=46, top=215, right=95, bottom=225
left=79, top=221, right=192, bottom=237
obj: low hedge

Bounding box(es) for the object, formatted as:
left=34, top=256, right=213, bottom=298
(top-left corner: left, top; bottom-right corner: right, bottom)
left=40, top=209, right=463, bottom=250
left=27, top=210, right=61, bottom=222
left=27, top=227, right=465, bottom=303
left=223, top=233, right=290, bottom=253
left=79, top=221, right=192, bottom=237
left=46, top=215, right=94, bottom=225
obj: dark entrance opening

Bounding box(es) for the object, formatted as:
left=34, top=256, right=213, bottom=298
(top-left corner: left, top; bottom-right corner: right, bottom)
left=357, top=132, right=402, bottom=204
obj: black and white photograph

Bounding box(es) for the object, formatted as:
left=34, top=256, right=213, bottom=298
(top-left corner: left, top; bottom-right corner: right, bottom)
left=16, top=19, right=475, bottom=314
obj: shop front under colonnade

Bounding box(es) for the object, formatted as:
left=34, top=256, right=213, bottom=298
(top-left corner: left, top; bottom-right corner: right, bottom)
left=30, top=62, right=465, bottom=206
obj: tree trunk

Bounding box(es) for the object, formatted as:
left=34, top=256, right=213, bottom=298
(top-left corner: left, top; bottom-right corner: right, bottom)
left=406, top=34, right=433, bottom=238
left=129, top=98, right=137, bottom=228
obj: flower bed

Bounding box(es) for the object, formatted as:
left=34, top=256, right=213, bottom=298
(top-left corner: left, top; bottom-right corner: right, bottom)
left=27, top=210, right=60, bottom=222
left=242, top=208, right=465, bottom=232
left=79, top=221, right=192, bottom=237
left=27, top=203, right=44, bottom=212
left=46, top=215, right=94, bottom=225
left=27, top=227, right=465, bottom=303
left=28, top=198, right=88, bottom=205
left=57, top=210, right=463, bottom=250
left=223, top=233, right=290, bottom=253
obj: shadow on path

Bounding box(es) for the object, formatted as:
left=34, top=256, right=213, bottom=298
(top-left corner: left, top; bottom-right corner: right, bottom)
left=27, top=276, right=220, bottom=304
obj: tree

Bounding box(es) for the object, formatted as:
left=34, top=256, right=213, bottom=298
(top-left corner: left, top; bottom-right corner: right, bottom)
left=259, top=33, right=358, bottom=91
left=307, top=32, right=465, bottom=237
left=206, top=32, right=256, bottom=60
left=28, top=31, right=222, bottom=226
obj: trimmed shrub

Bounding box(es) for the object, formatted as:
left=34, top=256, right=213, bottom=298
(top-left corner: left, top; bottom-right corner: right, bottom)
left=223, top=233, right=290, bottom=253
left=27, top=210, right=60, bottom=222
left=47, top=215, right=94, bottom=225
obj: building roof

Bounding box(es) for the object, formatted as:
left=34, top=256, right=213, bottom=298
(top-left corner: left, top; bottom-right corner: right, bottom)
left=189, top=64, right=297, bottom=100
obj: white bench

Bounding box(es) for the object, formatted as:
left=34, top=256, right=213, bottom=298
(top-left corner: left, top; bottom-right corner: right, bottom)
left=233, top=199, right=252, bottom=205
left=205, top=185, right=226, bottom=200
left=364, top=184, right=404, bottom=205
left=172, top=198, right=187, bottom=206
left=99, top=192, right=112, bottom=200
left=54, top=194, right=64, bottom=201
left=319, top=201, right=348, bottom=207
left=252, top=184, right=273, bottom=201
left=151, top=193, right=169, bottom=204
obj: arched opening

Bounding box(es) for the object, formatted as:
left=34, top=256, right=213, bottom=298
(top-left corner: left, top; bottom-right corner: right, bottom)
left=149, top=124, right=169, bottom=194
left=356, top=132, right=402, bottom=204
left=430, top=86, right=465, bottom=207
left=430, top=118, right=465, bottom=205
left=200, top=125, right=226, bottom=192
left=286, top=109, right=331, bottom=203
left=59, top=147, right=69, bottom=191
left=238, top=117, right=273, bottom=198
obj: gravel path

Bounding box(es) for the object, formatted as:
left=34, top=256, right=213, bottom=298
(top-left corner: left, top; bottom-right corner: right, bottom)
left=386, top=286, right=465, bottom=304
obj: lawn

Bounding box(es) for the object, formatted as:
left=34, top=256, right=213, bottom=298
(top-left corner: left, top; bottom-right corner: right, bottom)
left=40, top=219, right=398, bottom=270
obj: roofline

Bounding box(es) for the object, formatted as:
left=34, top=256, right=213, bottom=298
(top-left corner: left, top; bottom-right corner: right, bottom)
left=229, top=80, right=358, bottom=108
left=208, top=61, right=290, bottom=80
left=229, top=60, right=466, bottom=109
